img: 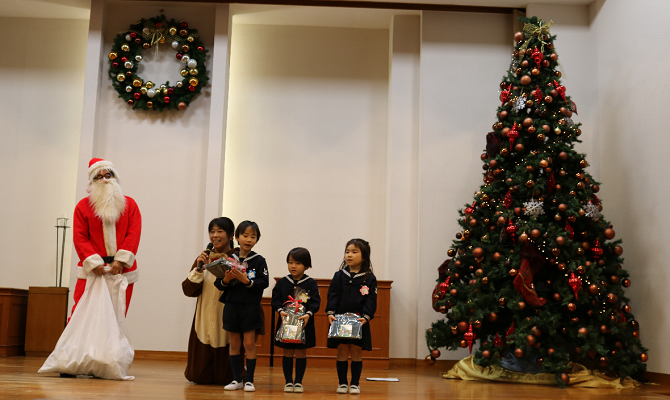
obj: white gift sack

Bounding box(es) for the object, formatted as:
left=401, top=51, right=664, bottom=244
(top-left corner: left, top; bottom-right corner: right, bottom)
left=39, top=272, right=135, bottom=380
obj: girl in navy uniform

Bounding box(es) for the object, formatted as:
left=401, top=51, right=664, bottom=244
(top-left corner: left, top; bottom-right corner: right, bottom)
left=326, top=238, right=377, bottom=395
left=271, top=247, right=321, bottom=393
left=214, top=221, right=269, bottom=392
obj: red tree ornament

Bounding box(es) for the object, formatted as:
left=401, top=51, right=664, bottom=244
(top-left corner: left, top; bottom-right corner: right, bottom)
left=534, top=85, right=543, bottom=102
left=506, top=219, right=519, bottom=244
left=591, top=239, right=603, bottom=259
left=504, top=189, right=513, bottom=209
left=494, top=333, right=503, bottom=349
left=592, top=195, right=600, bottom=206
left=565, top=221, right=574, bottom=240
left=506, top=322, right=515, bottom=342
left=465, top=202, right=476, bottom=217
left=568, top=272, right=582, bottom=300
left=439, top=278, right=450, bottom=297
left=493, top=332, right=503, bottom=349
left=531, top=47, right=544, bottom=68
left=571, top=100, right=578, bottom=115
left=501, top=84, right=512, bottom=105
left=619, top=309, right=627, bottom=324
left=553, top=80, right=567, bottom=102
left=547, top=173, right=556, bottom=194
left=507, top=123, right=519, bottom=151
left=464, top=323, right=476, bottom=353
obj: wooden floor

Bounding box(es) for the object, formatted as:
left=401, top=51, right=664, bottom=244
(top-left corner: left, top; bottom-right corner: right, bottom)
left=2, top=356, right=670, bottom=399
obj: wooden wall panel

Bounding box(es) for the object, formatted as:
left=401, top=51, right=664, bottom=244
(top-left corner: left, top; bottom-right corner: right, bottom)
left=24, top=287, right=69, bottom=357
left=257, top=278, right=392, bottom=369
left=0, top=288, right=29, bottom=357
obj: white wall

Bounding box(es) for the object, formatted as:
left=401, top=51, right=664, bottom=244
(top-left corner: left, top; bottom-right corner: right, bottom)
left=528, top=0, right=669, bottom=374
left=73, top=0, right=222, bottom=351
left=0, top=17, right=88, bottom=289
left=418, top=10, right=513, bottom=360
left=5, top=1, right=669, bottom=373
left=223, top=23, right=390, bottom=292
left=589, top=0, right=670, bottom=375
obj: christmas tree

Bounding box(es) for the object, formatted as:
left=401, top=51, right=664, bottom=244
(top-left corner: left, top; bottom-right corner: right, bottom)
left=426, top=17, right=647, bottom=387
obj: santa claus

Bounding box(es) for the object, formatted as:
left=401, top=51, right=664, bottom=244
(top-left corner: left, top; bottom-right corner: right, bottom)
left=71, top=158, right=141, bottom=317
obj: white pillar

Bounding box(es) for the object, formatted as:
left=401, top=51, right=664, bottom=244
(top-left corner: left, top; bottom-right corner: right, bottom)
left=386, top=14, right=421, bottom=360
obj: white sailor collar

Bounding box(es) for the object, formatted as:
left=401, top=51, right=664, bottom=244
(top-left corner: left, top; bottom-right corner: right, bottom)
left=286, top=274, right=310, bottom=285
left=342, top=267, right=367, bottom=280
left=232, top=252, right=260, bottom=262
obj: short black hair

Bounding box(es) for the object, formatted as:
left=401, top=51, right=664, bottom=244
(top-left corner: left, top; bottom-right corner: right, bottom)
left=235, top=220, right=261, bottom=241
left=287, top=247, right=312, bottom=269
left=340, top=238, right=373, bottom=275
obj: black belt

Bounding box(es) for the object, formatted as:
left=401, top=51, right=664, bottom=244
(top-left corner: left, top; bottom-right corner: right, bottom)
left=103, top=256, right=115, bottom=264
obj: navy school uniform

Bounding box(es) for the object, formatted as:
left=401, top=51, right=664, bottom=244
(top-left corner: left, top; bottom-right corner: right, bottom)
left=271, top=274, right=321, bottom=349
left=214, top=251, right=269, bottom=333
left=325, top=267, right=377, bottom=351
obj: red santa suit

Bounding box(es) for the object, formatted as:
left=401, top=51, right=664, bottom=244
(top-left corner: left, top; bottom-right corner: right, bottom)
left=71, top=159, right=141, bottom=317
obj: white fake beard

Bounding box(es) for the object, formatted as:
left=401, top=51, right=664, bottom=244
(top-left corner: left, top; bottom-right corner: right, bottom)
left=87, top=178, right=126, bottom=224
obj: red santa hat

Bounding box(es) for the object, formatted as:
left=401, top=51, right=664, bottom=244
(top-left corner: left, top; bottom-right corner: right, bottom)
left=88, top=158, right=120, bottom=183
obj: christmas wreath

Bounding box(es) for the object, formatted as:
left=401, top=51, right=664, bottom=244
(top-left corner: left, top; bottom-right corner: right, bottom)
left=107, top=15, right=209, bottom=112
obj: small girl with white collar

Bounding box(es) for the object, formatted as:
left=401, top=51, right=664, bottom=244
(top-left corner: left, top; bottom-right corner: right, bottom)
left=271, top=247, right=321, bottom=393
left=326, top=239, right=377, bottom=395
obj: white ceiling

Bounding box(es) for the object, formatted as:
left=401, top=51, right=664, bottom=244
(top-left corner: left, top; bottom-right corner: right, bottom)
left=0, top=0, right=594, bottom=20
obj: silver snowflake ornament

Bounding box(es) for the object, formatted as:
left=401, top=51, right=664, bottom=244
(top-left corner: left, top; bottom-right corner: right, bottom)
left=523, top=199, right=545, bottom=218
left=584, top=201, right=601, bottom=221
left=513, top=95, right=527, bottom=113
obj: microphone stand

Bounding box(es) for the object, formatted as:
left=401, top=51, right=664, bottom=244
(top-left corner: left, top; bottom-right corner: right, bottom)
left=55, top=218, right=70, bottom=287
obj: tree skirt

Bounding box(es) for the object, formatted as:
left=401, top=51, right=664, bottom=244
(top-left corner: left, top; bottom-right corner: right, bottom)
left=443, top=356, right=640, bottom=389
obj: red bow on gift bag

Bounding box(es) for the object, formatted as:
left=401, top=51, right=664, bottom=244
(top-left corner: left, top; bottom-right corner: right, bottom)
left=283, top=295, right=302, bottom=312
